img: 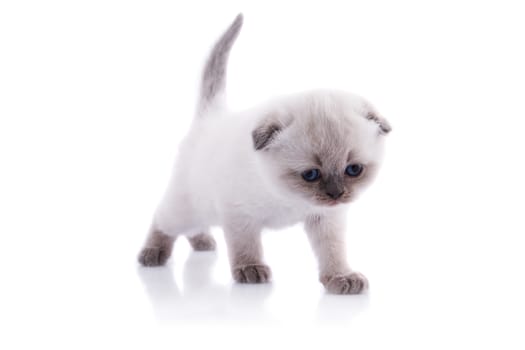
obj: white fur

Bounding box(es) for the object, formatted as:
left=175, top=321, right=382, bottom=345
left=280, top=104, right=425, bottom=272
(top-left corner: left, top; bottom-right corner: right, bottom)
left=154, top=90, right=384, bottom=236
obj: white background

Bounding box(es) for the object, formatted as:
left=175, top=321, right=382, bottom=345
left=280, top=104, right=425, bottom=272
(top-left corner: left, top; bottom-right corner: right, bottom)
left=1, top=0, right=524, bottom=348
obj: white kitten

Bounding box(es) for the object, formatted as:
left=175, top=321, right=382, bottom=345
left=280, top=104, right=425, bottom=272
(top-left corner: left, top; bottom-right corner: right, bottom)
left=138, top=14, right=391, bottom=294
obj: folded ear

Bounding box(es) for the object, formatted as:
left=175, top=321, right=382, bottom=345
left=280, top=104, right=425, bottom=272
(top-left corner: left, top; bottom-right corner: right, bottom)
left=251, top=112, right=292, bottom=150
left=252, top=122, right=281, bottom=150
left=366, top=112, right=392, bottom=135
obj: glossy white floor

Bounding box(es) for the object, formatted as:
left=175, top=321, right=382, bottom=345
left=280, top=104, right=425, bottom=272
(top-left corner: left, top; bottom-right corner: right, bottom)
left=1, top=1, right=524, bottom=349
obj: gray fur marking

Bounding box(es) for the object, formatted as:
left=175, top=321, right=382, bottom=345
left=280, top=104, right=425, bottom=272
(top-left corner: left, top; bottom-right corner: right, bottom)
left=252, top=123, right=281, bottom=150
left=366, top=112, right=392, bottom=134
left=198, top=13, right=243, bottom=116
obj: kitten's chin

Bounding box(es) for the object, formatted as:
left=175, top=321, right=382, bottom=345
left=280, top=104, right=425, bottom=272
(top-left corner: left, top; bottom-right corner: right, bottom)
left=323, top=200, right=340, bottom=207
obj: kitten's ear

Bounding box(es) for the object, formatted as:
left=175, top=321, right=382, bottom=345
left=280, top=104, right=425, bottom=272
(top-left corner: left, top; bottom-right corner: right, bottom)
left=366, top=112, right=392, bottom=135
left=252, top=113, right=292, bottom=150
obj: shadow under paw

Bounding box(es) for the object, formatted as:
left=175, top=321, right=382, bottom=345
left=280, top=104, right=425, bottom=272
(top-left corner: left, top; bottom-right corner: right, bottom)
left=138, top=247, right=171, bottom=267
left=233, top=264, right=272, bottom=284
left=321, top=272, right=369, bottom=295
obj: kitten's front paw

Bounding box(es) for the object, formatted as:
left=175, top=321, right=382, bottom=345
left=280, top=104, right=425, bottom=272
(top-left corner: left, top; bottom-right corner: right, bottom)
left=138, top=247, right=171, bottom=267
left=321, top=272, right=369, bottom=294
left=233, top=264, right=272, bottom=283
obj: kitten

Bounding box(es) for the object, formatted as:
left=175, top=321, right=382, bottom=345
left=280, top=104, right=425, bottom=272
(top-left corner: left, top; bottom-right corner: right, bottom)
left=138, top=14, right=391, bottom=294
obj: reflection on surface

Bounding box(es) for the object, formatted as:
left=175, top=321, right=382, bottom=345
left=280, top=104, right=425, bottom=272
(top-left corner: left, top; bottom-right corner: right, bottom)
left=137, top=252, right=273, bottom=323
left=137, top=251, right=369, bottom=324
left=316, top=293, right=370, bottom=323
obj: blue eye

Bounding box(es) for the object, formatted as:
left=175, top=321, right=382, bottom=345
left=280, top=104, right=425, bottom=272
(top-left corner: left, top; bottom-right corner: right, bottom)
left=301, top=169, right=321, bottom=182
left=345, top=164, right=363, bottom=177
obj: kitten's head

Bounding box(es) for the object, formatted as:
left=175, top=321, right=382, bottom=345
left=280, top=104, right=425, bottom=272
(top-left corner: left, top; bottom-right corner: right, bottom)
left=252, top=90, right=391, bottom=207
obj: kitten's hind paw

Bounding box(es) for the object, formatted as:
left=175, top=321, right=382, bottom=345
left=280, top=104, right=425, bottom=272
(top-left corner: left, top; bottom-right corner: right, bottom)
left=138, top=247, right=171, bottom=267
left=188, top=233, right=216, bottom=251
left=321, top=272, right=369, bottom=295
left=233, top=264, right=272, bottom=283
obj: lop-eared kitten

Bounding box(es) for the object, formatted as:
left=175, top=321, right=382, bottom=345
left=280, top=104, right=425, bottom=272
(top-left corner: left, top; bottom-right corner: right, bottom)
left=138, top=14, right=391, bottom=294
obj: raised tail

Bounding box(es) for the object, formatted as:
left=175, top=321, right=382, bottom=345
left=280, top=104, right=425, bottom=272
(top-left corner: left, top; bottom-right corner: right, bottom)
left=196, top=13, right=243, bottom=117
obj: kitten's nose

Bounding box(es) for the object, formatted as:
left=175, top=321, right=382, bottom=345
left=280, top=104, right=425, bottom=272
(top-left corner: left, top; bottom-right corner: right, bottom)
left=326, top=189, right=343, bottom=200
left=324, top=177, right=344, bottom=200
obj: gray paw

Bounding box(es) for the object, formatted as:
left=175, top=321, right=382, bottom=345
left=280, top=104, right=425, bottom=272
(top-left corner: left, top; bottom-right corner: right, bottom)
left=138, top=247, right=171, bottom=266
left=321, top=272, right=369, bottom=294
left=188, top=233, right=216, bottom=251
left=233, top=264, right=272, bottom=283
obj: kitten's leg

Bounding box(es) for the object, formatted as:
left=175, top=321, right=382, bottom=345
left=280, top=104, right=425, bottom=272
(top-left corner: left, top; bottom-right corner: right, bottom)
left=187, top=231, right=216, bottom=251
left=138, top=228, right=177, bottom=267
left=304, top=212, right=368, bottom=294
left=223, top=220, right=271, bottom=283
left=139, top=188, right=200, bottom=266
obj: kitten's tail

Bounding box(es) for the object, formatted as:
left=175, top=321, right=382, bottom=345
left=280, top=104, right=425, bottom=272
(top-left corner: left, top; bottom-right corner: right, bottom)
left=196, top=13, right=243, bottom=117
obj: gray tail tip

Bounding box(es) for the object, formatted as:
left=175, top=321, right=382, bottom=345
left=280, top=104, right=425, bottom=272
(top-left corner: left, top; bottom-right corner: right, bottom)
left=233, top=13, right=244, bottom=27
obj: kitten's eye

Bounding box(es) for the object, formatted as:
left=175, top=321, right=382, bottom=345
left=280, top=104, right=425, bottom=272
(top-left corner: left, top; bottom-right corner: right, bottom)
left=301, top=169, right=321, bottom=182
left=345, top=164, right=364, bottom=177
